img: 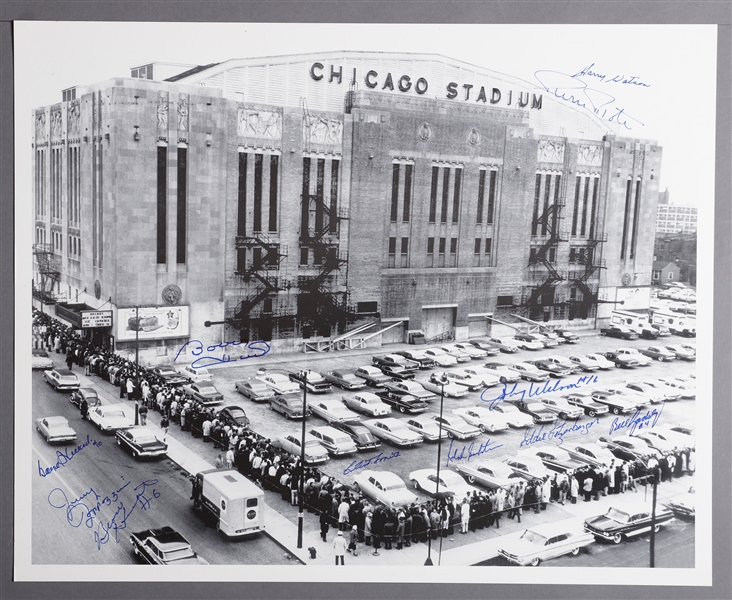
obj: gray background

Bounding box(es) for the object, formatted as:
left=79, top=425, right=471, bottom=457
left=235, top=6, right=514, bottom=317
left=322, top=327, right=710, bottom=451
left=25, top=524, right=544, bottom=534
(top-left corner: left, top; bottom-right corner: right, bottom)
left=1, top=2, right=730, bottom=599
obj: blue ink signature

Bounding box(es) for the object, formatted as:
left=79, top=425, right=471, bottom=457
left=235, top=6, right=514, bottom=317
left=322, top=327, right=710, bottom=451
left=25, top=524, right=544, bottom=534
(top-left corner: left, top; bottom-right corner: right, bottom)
left=446, top=438, right=503, bottom=466
left=533, top=69, right=645, bottom=130
left=520, top=417, right=601, bottom=448
left=609, top=402, right=664, bottom=436
left=482, top=375, right=599, bottom=410
left=573, top=63, right=651, bottom=87
left=47, top=477, right=160, bottom=550
left=174, top=339, right=270, bottom=369
left=37, top=434, right=103, bottom=477
left=343, top=451, right=401, bottom=475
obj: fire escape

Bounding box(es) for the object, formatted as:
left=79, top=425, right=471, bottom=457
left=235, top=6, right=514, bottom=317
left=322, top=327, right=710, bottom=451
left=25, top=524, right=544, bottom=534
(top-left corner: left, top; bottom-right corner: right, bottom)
left=33, top=243, right=61, bottom=303
left=569, top=230, right=608, bottom=319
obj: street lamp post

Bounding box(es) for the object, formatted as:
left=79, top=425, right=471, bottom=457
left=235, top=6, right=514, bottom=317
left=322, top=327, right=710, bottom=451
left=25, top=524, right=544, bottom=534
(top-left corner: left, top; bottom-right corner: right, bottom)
left=425, top=373, right=448, bottom=566
left=297, top=369, right=309, bottom=549
left=134, top=306, right=139, bottom=426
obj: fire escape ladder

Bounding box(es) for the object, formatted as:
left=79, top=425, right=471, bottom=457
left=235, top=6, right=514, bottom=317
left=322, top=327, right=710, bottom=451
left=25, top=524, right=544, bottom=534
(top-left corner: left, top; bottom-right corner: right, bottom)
left=33, top=243, right=61, bottom=302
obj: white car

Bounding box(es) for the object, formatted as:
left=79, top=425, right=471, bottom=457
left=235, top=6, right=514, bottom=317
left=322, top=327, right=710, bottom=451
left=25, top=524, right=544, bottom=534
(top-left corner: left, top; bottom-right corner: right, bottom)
left=256, top=373, right=300, bottom=395
left=502, top=454, right=551, bottom=481
left=36, top=416, right=77, bottom=443
left=352, top=470, right=419, bottom=508
left=431, top=414, right=482, bottom=440
left=511, top=336, right=544, bottom=351
left=452, top=407, right=510, bottom=433
left=624, top=381, right=666, bottom=405
left=420, top=375, right=469, bottom=398
left=32, top=348, right=54, bottom=370
left=637, top=379, right=682, bottom=401
left=422, top=348, right=458, bottom=367
left=656, top=425, right=695, bottom=448
left=541, top=355, right=581, bottom=374
left=452, top=342, right=489, bottom=359
left=498, top=522, right=595, bottom=566
left=461, top=367, right=501, bottom=388
left=481, top=362, right=522, bottom=383
left=615, top=348, right=653, bottom=367
left=176, top=364, right=212, bottom=383
left=508, top=362, right=550, bottom=382
left=580, top=353, right=616, bottom=370
left=567, top=355, right=601, bottom=372
left=440, top=344, right=473, bottom=362
left=308, top=425, right=358, bottom=456
left=538, top=397, right=584, bottom=420
left=361, top=418, right=424, bottom=447
left=487, top=337, right=520, bottom=353
left=307, top=399, right=361, bottom=423
left=444, top=370, right=486, bottom=391
left=408, top=469, right=479, bottom=498
left=272, top=432, right=329, bottom=464
left=490, top=403, right=535, bottom=428
left=87, top=403, right=134, bottom=433
left=633, top=431, right=682, bottom=454
left=453, top=458, right=517, bottom=489
left=658, top=377, right=696, bottom=399
left=404, top=414, right=445, bottom=442
left=341, top=392, right=392, bottom=417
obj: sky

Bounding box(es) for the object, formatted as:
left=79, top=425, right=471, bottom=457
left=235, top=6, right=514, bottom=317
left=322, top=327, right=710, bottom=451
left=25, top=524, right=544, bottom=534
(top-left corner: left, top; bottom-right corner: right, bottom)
left=14, top=22, right=718, bottom=210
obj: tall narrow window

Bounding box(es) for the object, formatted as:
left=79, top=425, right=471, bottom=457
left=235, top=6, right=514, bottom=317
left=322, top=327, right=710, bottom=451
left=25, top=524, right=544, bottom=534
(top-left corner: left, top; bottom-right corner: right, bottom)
left=427, top=237, right=435, bottom=267
left=315, top=158, right=325, bottom=233
left=440, top=167, right=450, bottom=223
left=541, top=174, right=551, bottom=236
left=428, top=166, right=439, bottom=223
left=486, top=170, right=497, bottom=225
left=620, top=178, right=633, bottom=259
left=237, top=152, right=248, bottom=272
left=449, top=237, right=458, bottom=267
left=301, top=157, right=311, bottom=238
left=176, top=146, right=187, bottom=264
left=630, top=180, right=642, bottom=259
left=390, top=163, right=400, bottom=222
left=156, top=145, right=167, bottom=264
left=400, top=237, right=409, bottom=268
left=403, top=164, right=412, bottom=222
left=476, top=169, right=486, bottom=224
left=580, top=176, right=590, bottom=236
left=438, top=237, right=446, bottom=267
left=485, top=238, right=492, bottom=260
left=253, top=153, right=263, bottom=232
left=588, top=177, right=599, bottom=239
left=571, top=176, right=581, bottom=236
left=388, top=236, right=396, bottom=268
left=531, top=174, right=541, bottom=236
left=552, top=174, right=561, bottom=234
left=474, top=238, right=481, bottom=255
left=269, top=155, right=279, bottom=232
left=452, top=168, right=461, bottom=223
left=329, top=160, right=340, bottom=233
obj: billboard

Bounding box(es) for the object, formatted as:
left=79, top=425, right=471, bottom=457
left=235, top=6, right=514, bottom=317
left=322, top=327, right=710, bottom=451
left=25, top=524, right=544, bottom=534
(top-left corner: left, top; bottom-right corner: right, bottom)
left=116, top=306, right=190, bottom=341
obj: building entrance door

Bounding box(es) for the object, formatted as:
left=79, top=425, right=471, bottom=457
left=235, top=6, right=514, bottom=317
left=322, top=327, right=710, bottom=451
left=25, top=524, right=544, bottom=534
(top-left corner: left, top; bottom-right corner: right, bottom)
left=468, top=316, right=490, bottom=338
left=422, top=307, right=455, bottom=341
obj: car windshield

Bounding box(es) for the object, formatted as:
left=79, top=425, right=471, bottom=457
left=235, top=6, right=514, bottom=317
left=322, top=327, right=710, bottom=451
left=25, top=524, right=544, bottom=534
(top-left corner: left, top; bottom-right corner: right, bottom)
left=106, top=410, right=125, bottom=418
left=135, top=434, right=158, bottom=444
left=606, top=507, right=631, bottom=523
left=305, top=440, right=321, bottom=448
left=384, top=484, right=405, bottom=491
left=520, top=530, right=548, bottom=545
left=163, top=547, right=196, bottom=561
left=228, top=410, right=246, bottom=419
left=499, top=405, right=518, bottom=413
left=59, top=376, right=77, bottom=382
left=526, top=403, right=545, bottom=411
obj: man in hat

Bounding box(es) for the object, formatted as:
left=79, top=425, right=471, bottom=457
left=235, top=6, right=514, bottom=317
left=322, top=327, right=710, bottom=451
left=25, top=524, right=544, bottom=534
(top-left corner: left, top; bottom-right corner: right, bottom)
left=333, top=531, right=347, bottom=565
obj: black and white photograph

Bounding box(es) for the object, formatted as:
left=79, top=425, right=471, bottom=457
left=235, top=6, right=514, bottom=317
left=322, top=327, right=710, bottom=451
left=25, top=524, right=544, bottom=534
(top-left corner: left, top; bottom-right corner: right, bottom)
left=14, top=20, right=717, bottom=587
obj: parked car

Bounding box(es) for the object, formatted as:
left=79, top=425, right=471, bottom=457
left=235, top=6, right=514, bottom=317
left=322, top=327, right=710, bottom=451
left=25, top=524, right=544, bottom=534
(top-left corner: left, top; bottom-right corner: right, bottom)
left=361, top=418, right=424, bottom=447
left=508, top=362, right=550, bottom=382
left=540, top=355, right=582, bottom=374
left=529, top=332, right=559, bottom=347
left=600, top=326, right=639, bottom=340
left=130, top=526, right=208, bottom=565
left=216, top=405, right=250, bottom=429
left=651, top=324, right=672, bottom=337
left=256, top=372, right=300, bottom=395
left=331, top=422, right=381, bottom=452
left=176, top=364, right=212, bottom=383
left=35, top=416, right=77, bottom=444
left=603, top=350, right=641, bottom=369
left=452, top=342, right=489, bottom=359
left=443, top=370, right=485, bottom=391
left=506, top=400, right=557, bottom=424
left=665, top=486, right=695, bottom=518
left=498, top=522, right=595, bottom=566
left=439, top=344, right=473, bottom=362
left=632, top=431, right=679, bottom=454
left=589, top=390, right=638, bottom=415
left=182, top=381, right=224, bottom=406
left=638, top=346, right=676, bottom=362
left=322, top=369, right=368, bottom=390
left=614, top=348, right=653, bottom=367
left=404, top=415, right=445, bottom=442
left=502, top=454, right=551, bottom=481
left=452, top=406, right=509, bottom=433
left=636, top=379, right=681, bottom=401
left=32, top=348, right=54, bottom=370
left=467, top=339, right=501, bottom=356
left=641, top=428, right=694, bottom=450
left=394, top=350, right=437, bottom=369
left=431, top=414, right=482, bottom=440
left=624, top=381, right=666, bottom=404
left=460, top=367, right=501, bottom=388
left=422, top=348, right=459, bottom=366
left=567, top=355, right=601, bottom=372
left=375, top=391, right=428, bottom=414
left=378, top=364, right=416, bottom=381
left=664, top=345, right=696, bottom=361
left=382, top=380, right=436, bottom=402
left=150, top=365, right=190, bottom=386
left=372, top=354, right=420, bottom=371
left=419, top=374, right=469, bottom=398
left=518, top=447, right=585, bottom=473
left=579, top=353, right=616, bottom=370
left=288, top=371, right=332, bottom=394
left=562, top=392, right=610, bottom=418
left=352, top=470, right=418, bottom=507
left=269, top=392, right=310, bottom=420
left=272, top=433, right=329, bottom=464
left=453, top=458, right=517, bottom=489
left=584, top=505, right=674, bottom=544
left=552, top=328, right=580, bottom=344
left=597, top=434, right=661, bottom=463
left=115, top=426, right=168, bottom=459
left=234, top=379, right=275, bottom=403
left=602, top=387, right=651, bottom=410
left=538, top=397, right=584, bottom=420
left=87, top=403, right=134, bottom=433
left=657, top=377, right=696, bottom=399
left=308, top=425, right=358, bottom=456
left=486, top=337, right=520, bottom=353
left=527, top=358, right=574, bottom=378
left=341, top=392, right=392, bottom=417
left=489, top=403, right=535, bottom=428
left=564, top=442, right=616, bottom=468
left=409, top=469, right=478, bottom=499
left=354, top=365, right=394, bottom=387
left=69, top=386, right=101, bottom=409
left=43, top=368, right=80, bottom=392
left=512, top=334, right=544, bottom=351
left=481, top=362, right=522, bottom=383
left=308, top=399, right=361, bottom=423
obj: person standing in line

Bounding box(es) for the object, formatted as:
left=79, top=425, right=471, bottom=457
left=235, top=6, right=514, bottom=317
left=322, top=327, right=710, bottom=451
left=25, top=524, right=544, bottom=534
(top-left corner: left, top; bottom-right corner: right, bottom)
left=320, top=510, right=330, bottom=542
left=65, top=350, right=74, bottom=371
left=126, top=376, right=135, bottom=400
left=348, top=524, right=359, bottom=556
left=460, top=499, right=470, bottom=533
left=80, top=396, right=88, bottom=421
left=333, top=531, right=347, bottom=565
left=160, top=415, right=169, bottom=443
left=338, top=497, right=350, bottom=531
left=138, top=402, right=148, bottom=426
left=226, top=448, right=235, bottom=469
left=215, top=454, right=224, bottom=469
left=583, top=474, right=593, bottom=502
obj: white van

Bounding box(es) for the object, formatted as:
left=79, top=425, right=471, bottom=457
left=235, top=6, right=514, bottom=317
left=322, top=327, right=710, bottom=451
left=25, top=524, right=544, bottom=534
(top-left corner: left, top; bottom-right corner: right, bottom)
left=192, top=469, right=265, bottom=537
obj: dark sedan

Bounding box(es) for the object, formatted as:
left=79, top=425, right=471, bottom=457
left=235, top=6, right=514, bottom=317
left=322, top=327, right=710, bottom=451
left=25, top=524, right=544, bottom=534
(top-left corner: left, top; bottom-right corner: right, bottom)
left=553, top=328, right=580, bottom=343
left=183, top=382, right=224, bottom=406
left=600, top=326, right=638, bottom=340
left=376, top=391, right=428, bottom=414
left=527, top=359, right=574, bottom=378
left=378, top=364, right=416, bottom=381
left=322, top=369, right=368, bottom=390
left=331, top=421, right=381, bottom=452
left=150, top=365, right=190, bottom=386
left=216, top=405, right=250, bottom=429
left=69, top=387, right=101, bottom=409
left=394, top=350, right=437, bottom=369
left=584, top=505, right=674, bottom=544
left=115, top=426, right=168, bottom=459
left=506, top=399, right=557, bottom=424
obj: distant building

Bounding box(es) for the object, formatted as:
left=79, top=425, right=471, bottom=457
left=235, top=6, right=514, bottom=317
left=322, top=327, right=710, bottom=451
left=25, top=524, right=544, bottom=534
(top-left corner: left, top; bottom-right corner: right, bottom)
left=657, top=188, right=670, bottom=205
left=656, top=204, right=697, bottom=233
left=651, top=261, right=680, bottom=286
left=654, top=231, right=697, bottom=285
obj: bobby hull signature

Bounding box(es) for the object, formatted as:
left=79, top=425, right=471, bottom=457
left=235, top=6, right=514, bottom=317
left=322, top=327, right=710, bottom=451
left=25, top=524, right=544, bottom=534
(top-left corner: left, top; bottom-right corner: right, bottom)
left=533, top=69, right=645, bottom=130
left=174, top=339, right=270, bottom=369
left=47, top=477, right=160, bottom=550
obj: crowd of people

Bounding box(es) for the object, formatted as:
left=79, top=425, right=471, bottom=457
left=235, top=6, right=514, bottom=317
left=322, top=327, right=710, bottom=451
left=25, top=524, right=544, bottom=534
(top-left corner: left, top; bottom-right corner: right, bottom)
left=33, top=307, right=696, bottom=560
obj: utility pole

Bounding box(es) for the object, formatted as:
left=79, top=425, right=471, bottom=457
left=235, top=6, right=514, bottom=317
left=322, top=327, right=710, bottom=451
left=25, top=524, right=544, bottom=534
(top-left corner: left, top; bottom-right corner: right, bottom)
left=134, top=306, right=139, bottom=426
left=297, top=370, right=308, bottom=549
left=649, top=474, right=658, bottom=568
left=425, top=373, right=448, bottom=566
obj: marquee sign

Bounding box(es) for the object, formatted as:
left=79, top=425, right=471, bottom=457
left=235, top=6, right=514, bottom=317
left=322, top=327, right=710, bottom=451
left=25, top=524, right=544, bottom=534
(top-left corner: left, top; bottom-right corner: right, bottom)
left=81, top=310, right=113, bottom=329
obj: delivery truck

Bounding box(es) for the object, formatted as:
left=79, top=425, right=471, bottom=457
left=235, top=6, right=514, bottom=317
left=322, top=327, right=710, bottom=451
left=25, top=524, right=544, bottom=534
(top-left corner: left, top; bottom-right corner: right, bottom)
left=191, top=468, right=265, bottom=537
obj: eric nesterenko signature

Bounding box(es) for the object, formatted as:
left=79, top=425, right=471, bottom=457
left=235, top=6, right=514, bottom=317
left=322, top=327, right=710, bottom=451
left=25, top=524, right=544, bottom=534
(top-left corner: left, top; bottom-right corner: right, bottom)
left=534, top=65, right=646, bottom=131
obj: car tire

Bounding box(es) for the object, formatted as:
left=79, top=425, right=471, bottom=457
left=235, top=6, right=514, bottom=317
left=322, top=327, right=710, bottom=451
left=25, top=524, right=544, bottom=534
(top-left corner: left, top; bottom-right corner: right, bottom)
left=657, top=356, right=664, bottom=362
left=530, top=557, right=541, bottom=566
left=479, top=425, right=486, bottom=433
left=612, top=533, right=623, bottom=544
left=570, top=547, right=580, bottom=556
left=533, top=416, right=540, bottom=424
left=447, top=431, right=455, bottom=439
left=559, top=412, right=568, bottom=420
left=399, top=406, right=406, bottom=413
left=588, top=410, right=597, bottom=418
left=413, top=480, right=421, bottom=490
left=116, top=437, right=121, bottom=446
left=467, top=475, right=476, bottom=484
left=615, top=363, right=623, bottom=368
left=133, top=450, right=138, bottom=460
left=133, top=544, right=140, bottom=556
left=500, top=376, right=507, bottom=384
left=612, top=407, right=621, bottom=415
left=653, top=524, right=661, bottom=533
